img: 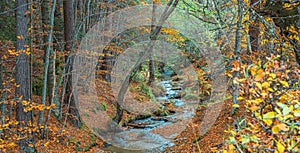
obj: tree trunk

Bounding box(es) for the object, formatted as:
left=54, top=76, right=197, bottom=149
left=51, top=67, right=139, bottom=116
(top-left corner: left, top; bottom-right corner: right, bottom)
left=148, top=1, right=157, bottom=85
left=100, top=6, right=112, bottom=83
left=232, top=0, right=243, bottom=114
left=42, top=0, right=56, bottom=113
left=0, top=62, right=5, bottom=123
left=54, top=0, right=64, bottom=52
left=39, top=0, right=56, bottom=125
left=295, top=6, right=300, bottom=65
left=63, top=0, right=81, bottom=127
left=15, top=0, right=33, bottom=152
left=16, top=0, right=30, bottom=126
left=39, top=0, right=49, bottom=124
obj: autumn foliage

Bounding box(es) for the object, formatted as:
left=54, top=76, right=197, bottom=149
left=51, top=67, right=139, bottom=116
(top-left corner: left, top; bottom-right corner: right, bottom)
left=0, top=0, right=299, bottom=152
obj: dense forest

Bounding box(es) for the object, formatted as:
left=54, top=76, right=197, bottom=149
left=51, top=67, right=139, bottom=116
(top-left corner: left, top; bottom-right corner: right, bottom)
left=0, top=0, right=299, bottom=152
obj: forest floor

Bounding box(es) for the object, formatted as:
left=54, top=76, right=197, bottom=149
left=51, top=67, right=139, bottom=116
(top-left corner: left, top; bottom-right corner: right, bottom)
left=52, top=93, right=235, bottom=153
left=53, top=76, right=238, bottom=152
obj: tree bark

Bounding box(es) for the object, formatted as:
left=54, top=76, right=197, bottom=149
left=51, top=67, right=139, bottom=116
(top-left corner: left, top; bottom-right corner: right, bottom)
left=39, top=0, right=56, bottom=124
left=295, top=5, right=300, bottom=65
left=232, top=0, right=243, bottom=114
left=15, top=0, right=33, bottom=152
left=0, top=61, right=5, bottom=123
left=148, top=1, right=157, bottom=85
left=63, top=0, right=81, bottom=127
left=16, top=0, right=30, bottom=126
left=42, top=0, right=56, bottom=113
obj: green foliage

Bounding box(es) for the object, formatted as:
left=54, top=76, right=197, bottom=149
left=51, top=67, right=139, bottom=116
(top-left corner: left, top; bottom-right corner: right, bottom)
left=136, top=82, right=155, bottom=99
left=153, top=106, right=169, bottom=116
left=0, top=2, right=16, bottom=40
left=32, top=74, right=43, bottom=96
left=101, top=102, right=107, bottom=111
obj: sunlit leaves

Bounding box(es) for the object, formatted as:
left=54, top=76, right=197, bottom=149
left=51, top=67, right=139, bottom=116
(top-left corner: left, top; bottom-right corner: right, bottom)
left=279, top=80, right=289, bottom=87
left=254, top=69, right=264, bottom=81
left=275, top=141, right=285, bottom=153
left=263, top=111, right=276, bottom=119
left=294, top=109, right=300, bottom=117
left=16, top=35, right=24, bottom=39
left=224, top=53, right=300, bottom=152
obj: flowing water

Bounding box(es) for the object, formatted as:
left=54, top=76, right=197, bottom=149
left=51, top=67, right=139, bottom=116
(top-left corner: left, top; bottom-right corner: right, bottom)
left=102, top=73, right=195, bottom=153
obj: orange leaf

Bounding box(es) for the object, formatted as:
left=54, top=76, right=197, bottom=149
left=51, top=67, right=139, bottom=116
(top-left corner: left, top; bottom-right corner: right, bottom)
left=255, top=69, right=264, bottom=81
left=232, top=60, right=240, bottom=71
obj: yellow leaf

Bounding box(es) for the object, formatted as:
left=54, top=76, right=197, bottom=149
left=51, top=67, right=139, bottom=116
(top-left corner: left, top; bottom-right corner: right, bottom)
left=280, top=81, right=289, bottom=87
left=210, top=147, right=218, bottom=152
left=254, top=98, right=263, bottom=104
left=269, top=73, right=276, bottom=79
left=255, top=112, right=262, bottom=119
left=237, top=97, right=244, bottom=100
left=239, top=78, right=246, bottom=82
left=8, top=142, right=16, bottom=147
left=44, top=141, right=50, bottom=147
left=262, top=82, right=270, bottom=88
left=264, top=119, right=273, bottom=126
left=228, top=144, right=234, bottom=153
left=272, top=125, right=280, bottom=133
left=277, top=141, right=285, bottom=153
left=17, top=35, right=23, bottom=39
left=293, top=109, right=300, bottom=117
left=283, top=114, right=293, bottom=120
left=233, top=104, right=239, bottom=108
left=267, top=77, right=273, bottom=81
left=263, top=111, right=277, bottom=119
left=255, top=82, right=262, bottom=90
left=227, top=73, right=233, bottom=78
left=250, top=66, right=257, bottom=76
left=268, top=88, right=274, bottom=92
left=249, top=106, right=260, bottom=111
left=230, top=130, right=236, bottom=135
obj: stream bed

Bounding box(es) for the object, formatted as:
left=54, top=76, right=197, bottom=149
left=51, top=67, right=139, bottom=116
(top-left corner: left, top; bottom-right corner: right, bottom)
left=102, top=76, right=196, bottom=153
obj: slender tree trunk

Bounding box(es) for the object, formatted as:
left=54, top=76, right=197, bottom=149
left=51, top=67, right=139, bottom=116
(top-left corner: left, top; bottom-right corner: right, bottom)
left=148, top=1, right=157, bottom=85
left=63, top=0, right=81, bottom=127
left=54, top=0, right=64, bottom=52
left=51, top=0, right=64, bottom=118
left=43, top=0, right=57, bottom=136
left=39, top=0, right=50, bottom=124
left=295, top=6, right=300, bottom=65
left=232, top=0, right=243, bottom=114
left=39, top=0, right=56, bottom=124
left=0, top=62, right=5, bottom=123
left=42, top=0, right=56, bottom=114
left=100, top=6, right=112, bottom=83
